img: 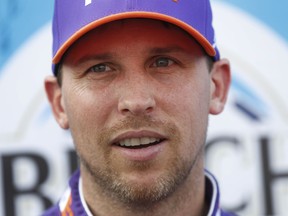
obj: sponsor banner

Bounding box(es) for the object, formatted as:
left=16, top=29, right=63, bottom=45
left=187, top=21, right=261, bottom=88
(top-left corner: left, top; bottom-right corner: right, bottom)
left=0, top=1, right=287, bottom=215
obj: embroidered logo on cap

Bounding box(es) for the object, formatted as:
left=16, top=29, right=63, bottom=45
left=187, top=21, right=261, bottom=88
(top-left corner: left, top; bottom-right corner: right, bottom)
left=86, top=0, right=179, bottom=6
left=85, top=0, right=92, bottom=6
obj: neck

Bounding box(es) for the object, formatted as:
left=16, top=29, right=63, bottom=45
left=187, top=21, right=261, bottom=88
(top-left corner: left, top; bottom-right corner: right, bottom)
left=81, top=163, right=207, bottom=216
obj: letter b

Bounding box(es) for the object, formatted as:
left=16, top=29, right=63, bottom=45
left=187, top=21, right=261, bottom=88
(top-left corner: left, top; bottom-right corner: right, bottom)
left=2, top=153, right=52, bottom=216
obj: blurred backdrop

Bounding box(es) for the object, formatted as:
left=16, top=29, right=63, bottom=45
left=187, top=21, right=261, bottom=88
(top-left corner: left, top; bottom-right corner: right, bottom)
left=0, top=0, right=288, bottom=215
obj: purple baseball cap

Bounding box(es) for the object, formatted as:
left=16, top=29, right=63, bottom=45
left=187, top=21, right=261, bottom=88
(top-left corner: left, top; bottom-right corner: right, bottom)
left=52, top=0, right=220, bottom=74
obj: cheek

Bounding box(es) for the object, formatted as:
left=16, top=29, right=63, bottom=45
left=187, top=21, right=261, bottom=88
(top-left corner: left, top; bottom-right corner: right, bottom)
left=165, top=78, right=210, bottom=117
left=62, top=82, right=114, bottom=131
left=62, top=87, right=115, bottom=163
left=164, top=79, right=210, bottom=141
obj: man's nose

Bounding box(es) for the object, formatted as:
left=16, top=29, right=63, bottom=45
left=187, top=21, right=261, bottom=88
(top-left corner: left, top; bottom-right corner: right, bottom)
left=117, top=75, right=156, bottom=116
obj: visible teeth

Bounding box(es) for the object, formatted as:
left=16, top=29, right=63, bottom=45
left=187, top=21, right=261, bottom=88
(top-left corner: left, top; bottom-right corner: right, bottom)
left=130, top=138, right=139, bottom=146
left=119, top=137, right=160, bottom=147
left=140, top=137, right=153, bottom=144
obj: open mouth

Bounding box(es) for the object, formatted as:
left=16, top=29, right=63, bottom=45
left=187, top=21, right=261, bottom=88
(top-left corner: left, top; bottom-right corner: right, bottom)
left=116, top=137, right=164, bottom=149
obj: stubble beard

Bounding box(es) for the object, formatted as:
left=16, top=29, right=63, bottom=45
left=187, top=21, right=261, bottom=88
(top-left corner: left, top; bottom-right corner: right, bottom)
left=77, top=116, right=206, bottom=208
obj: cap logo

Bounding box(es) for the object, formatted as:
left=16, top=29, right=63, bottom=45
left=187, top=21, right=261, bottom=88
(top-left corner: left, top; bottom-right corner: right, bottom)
left=85, top=0, right=178, bottom=6
left=85, top=0, right=92, bottom=6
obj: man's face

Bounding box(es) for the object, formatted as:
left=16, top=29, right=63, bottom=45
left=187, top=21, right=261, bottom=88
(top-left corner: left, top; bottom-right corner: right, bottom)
left=46, top=19, right=230, bottom=205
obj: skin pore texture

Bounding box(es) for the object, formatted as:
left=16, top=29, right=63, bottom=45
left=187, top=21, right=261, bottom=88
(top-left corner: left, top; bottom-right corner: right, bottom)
left=45, top=19, right=230, bottom=216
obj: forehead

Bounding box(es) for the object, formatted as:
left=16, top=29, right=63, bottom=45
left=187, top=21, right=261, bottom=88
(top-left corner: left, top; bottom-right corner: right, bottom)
left=63, top=19, right=205, bottom=63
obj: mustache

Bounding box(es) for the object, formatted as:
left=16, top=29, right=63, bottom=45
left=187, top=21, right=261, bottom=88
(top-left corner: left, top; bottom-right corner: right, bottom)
left=97, top=116, right=178, bottom=143
left=110, top=116, right=163, bottom=131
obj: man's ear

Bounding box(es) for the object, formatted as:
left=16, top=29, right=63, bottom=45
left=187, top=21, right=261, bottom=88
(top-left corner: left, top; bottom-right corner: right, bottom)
left=209, top=59, right=231, bottom=115
left=44, top=76, right=69, bottom=129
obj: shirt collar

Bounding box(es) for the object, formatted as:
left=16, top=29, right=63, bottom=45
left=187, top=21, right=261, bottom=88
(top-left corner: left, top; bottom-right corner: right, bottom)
left=204, top=170, right=222, bottom=216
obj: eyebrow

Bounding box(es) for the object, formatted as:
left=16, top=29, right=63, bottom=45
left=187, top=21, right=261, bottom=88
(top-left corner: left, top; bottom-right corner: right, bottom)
left=74, top=45, right=190, bottom=66
left=76, top=53, right=114, bottom=66
left=149, top=46, right=190, bottom=55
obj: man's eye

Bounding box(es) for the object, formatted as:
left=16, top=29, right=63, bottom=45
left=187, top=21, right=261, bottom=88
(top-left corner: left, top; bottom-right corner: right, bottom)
left=88, top=63, right=111, bottom=73
left=152, top=57, right=174, bottom=68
